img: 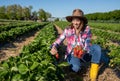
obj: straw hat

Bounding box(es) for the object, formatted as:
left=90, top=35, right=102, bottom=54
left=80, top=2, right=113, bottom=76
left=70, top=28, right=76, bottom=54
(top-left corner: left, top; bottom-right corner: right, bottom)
left=66, top=9, right=88, bottom=24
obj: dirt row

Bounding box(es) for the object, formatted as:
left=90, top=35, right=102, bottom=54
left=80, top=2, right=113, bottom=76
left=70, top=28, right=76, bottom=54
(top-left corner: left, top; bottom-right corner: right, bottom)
left=0, top=30, right=40, bottom=62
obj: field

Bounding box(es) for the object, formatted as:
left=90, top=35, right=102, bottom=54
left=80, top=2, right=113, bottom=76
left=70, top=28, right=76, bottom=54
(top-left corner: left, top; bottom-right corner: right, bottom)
left=0, top=20, right=120, bottom=81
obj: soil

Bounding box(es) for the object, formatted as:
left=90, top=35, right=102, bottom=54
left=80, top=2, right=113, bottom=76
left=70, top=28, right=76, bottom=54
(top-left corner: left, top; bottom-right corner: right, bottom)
left=0, top=30, right=40, bottom=62
left=54, top=24, right=120, bottom=81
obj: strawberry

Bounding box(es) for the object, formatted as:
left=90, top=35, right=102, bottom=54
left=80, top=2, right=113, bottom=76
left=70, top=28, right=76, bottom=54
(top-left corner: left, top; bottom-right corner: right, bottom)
left=55, top=53, right=59, bottom=59
left=73, top=45, right=84, bottom=58
left=78, top=50, right=84, bottom=58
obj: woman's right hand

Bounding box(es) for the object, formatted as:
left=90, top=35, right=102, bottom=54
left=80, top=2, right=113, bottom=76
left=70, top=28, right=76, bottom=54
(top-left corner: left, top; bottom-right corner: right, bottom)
left=50, top=46, right=58, bottom=55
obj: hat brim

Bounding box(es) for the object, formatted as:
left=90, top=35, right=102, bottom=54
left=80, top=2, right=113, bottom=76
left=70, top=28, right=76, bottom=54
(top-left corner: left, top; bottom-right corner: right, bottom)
left=66, top=16, right=88, bottom=24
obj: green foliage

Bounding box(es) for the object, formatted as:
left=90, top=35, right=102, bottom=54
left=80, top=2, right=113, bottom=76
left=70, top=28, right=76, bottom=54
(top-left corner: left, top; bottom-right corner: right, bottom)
left=0, top=6, right=6, bottom=19
left=0, top=22, right=47, bottom=43
left=0, top=4, right=52, bottom=21
left=54, top=18, right=59, bottom=22
left=0, top=23, right=64, bottom=81
left=85, top=9, right=120, bottom=21
left=54, top=21, right=70, bottom=29
left=38, top=9, right=51, bottom=21
left=89, top=22, right=120, bottom=33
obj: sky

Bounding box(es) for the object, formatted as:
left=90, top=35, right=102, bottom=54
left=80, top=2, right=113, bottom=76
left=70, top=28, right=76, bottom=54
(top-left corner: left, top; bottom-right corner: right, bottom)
left=0, top=0, right=120, bottom=17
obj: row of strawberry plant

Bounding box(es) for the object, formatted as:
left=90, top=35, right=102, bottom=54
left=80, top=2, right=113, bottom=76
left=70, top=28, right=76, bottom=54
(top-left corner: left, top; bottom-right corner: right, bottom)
left=0, top=23, right=66, bottom=81
left=0, top=22, right=34, bottom=33
left=91, top=29, right=120, bottom=43
left=0, top=20, right=23, bottom=26
left=54, top=21, right=70, bottom=29
left=89, top=22, right=120, bottom=33
left=0, top=22, right=48, bottom=43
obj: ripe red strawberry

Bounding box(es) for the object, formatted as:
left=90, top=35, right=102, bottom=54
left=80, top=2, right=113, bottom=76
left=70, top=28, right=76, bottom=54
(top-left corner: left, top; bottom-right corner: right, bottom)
left=78, top=50, right=84, bottom=58
left=55, top=53, right=59, bottom=59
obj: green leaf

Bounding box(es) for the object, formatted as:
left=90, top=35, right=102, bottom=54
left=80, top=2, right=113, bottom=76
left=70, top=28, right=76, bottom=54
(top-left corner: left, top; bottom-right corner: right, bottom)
left=11, top=66, right=18, bottom=72
left=30, top=62, right=39, bottom=70
left=0, top=67, right=8, bottom=76
left=18, top=64, right=29, bottom=74
left=2, top=62, right=9, bottom=69
left=58, top=62, right=69, bottom=67
left=12, top=74, right=21, bottom=81
left=47, top=66, right=56, bottom=71
left=38, top=76, right=45, bottom=81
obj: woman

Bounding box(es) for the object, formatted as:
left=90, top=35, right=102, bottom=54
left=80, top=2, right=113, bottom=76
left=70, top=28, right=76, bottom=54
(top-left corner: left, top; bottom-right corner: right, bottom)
left=50, top=9, right=106, bottom=81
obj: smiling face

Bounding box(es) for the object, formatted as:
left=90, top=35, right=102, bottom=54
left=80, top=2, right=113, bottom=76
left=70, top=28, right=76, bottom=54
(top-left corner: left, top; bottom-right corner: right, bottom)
left=72, top=17, right=83, bottom=30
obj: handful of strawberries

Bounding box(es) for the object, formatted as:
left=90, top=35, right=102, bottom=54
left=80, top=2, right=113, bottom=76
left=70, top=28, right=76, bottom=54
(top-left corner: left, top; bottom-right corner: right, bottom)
left=73, top=45, right=84, bottom=58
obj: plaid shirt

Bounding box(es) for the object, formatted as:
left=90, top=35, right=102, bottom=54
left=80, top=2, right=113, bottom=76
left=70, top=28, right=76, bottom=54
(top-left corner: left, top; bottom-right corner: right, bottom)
left=52, top=25, right=92, bottom=56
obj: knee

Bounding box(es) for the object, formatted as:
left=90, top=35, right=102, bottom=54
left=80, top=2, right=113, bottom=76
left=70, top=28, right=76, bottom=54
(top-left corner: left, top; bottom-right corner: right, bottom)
left=72, top=64, right=80, bottom=72
left=92, top=44, right=101, bottom=51
left=90, top=44, right=101, bottom=54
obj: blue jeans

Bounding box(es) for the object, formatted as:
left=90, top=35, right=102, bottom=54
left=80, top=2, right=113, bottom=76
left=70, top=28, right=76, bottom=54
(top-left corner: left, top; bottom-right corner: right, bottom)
left=67, top=44, right=109, bottom=72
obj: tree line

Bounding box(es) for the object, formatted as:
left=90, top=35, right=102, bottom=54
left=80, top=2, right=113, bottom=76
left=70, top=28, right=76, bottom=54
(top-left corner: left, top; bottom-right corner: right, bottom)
left=0, top=4, right=51, bottom=21
left=85, top=10, right=120, bottom=21
left=0, top=4, right=119, bottom=22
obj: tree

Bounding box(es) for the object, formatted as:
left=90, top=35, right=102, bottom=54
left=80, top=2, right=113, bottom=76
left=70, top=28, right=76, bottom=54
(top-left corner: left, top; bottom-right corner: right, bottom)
left=0, top=6, right=6, bottom=19
left=46, top=12, right=52, bottom=19
left=31, top=11, right=38, bottom=21
left=0, top=4, right=52, bottom=20
left=54, top=18, right=59, bottom=21
left=38, top=9, right=46, bottom=21
left=6, top=4, right=17, bottom=19
left=38, top=9, right=52, bottom=21
left=85, top=9, right=120, bottom=21
left=29, top=5, right=33, bottom=16
left=22, top=7, right=31, bottom=20
left=16, top=5, right=23, bottom=20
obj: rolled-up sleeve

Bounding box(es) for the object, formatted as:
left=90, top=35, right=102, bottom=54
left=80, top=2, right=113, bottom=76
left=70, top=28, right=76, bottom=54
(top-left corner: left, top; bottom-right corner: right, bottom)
left=52, top=29, right=66, bottom=47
